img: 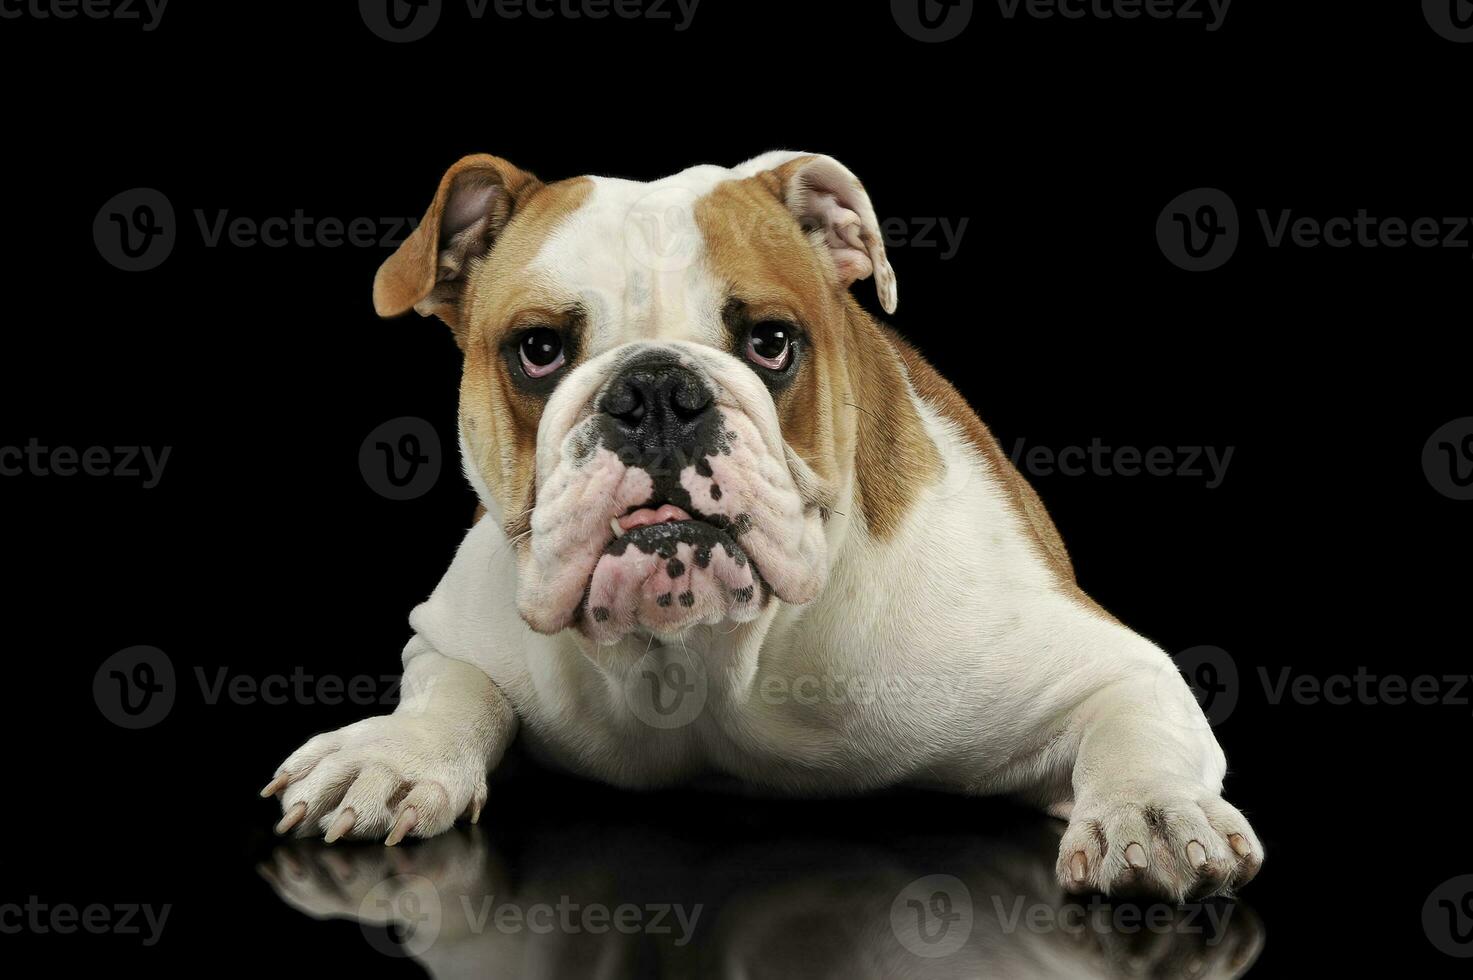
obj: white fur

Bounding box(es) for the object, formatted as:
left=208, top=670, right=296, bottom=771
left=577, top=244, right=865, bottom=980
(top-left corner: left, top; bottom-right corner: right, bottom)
left=270, top=156, right=1262, bottom=902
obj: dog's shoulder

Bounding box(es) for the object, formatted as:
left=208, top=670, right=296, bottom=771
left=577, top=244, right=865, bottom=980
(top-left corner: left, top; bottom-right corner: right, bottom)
left=880, top=326, right=1077, bottom=586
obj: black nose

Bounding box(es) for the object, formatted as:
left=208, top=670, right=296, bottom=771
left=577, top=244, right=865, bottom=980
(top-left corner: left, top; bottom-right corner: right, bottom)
left=600, top=355, right=714, bottom=454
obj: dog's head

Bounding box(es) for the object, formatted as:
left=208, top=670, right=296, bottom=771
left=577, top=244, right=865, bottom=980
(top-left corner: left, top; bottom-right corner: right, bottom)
left=375, top=152, right=917, bottom=647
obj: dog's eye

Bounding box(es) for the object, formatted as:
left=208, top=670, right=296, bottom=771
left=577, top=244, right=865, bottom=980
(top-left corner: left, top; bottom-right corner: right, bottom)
left=518, top=327, right=565, bottom=379
left=746, top=321, right=793, bottom=371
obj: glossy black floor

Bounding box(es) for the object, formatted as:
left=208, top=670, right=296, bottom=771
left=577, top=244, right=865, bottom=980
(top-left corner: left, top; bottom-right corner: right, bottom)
left=255, top=762, right=1266, bottom=978
left=4, top=2, right=1472, bottom=976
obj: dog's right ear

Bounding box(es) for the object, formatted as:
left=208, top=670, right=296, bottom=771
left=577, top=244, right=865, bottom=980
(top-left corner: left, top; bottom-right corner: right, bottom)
left=373, top=154, right=542, bottom=340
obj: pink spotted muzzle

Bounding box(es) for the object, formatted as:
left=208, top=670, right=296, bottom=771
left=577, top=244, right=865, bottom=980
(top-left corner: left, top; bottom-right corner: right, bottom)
left=586, top=503, right=763, bottom=644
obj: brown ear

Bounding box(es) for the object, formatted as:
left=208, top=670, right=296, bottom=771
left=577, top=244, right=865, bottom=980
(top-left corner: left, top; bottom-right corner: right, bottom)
left=737, top=151, right=898, bottom=315
left=373, top=154, right=542, bottom=337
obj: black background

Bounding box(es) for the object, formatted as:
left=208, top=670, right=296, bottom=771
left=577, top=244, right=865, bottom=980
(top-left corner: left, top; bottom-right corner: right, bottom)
left=2, top=0, right=1470, bottom=974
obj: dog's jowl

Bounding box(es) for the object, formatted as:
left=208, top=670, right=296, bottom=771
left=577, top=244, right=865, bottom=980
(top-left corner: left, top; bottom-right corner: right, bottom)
left=263, top=151, right=1263, bottom=902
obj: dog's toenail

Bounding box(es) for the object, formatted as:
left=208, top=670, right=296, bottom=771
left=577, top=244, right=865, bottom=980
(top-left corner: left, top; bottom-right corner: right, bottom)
left=275, top=801, right=307, bottom=836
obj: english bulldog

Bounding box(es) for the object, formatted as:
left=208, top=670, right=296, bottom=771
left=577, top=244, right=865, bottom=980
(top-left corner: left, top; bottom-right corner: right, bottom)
left=263, top=152, right=1263, bottom=901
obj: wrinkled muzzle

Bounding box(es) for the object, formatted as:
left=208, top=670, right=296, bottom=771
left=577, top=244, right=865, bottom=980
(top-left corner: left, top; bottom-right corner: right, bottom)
left=516, top=342, right=828, bottom=645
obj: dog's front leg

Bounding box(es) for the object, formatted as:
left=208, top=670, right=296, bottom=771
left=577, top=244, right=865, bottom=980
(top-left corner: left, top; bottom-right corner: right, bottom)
left=263, top=638, right=517, bottom=844
left=1054, top=673, right=1263, bottom=901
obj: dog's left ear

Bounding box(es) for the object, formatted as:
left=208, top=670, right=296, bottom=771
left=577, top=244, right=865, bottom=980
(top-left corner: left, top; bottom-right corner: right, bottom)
left=373, top=154, right=543, bottom=339
left=740, top=151, right=897, bottom=314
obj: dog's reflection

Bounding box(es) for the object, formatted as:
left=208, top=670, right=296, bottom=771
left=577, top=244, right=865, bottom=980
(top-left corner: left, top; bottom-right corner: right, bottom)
left=259, top=798, right=1263, bottom=979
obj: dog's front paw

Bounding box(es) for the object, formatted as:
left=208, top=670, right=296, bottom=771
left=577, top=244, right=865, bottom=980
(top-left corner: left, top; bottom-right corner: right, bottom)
left=1055, top=790, right=1263, bottom=901
left=261, top=715, right=488, bottom=845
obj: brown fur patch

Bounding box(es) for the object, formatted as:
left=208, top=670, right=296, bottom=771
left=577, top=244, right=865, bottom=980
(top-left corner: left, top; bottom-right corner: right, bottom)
left=694, top=177, right=941, bottom=538
left=887, top=333, right=1121, bottom=621
left=454, top=177, right=595, bottom=535
left=887, top=332, right=1075, bottom=582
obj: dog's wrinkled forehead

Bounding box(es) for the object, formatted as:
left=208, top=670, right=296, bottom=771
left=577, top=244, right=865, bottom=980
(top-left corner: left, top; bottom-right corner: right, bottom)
left=520, top=165, right=738, bottom=354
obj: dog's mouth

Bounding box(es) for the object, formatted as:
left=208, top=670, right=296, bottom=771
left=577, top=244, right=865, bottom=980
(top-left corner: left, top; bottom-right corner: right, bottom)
left=581, top=499, right=765, bottom=644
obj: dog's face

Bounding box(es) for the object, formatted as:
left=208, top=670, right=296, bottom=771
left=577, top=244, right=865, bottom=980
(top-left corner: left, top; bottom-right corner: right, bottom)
left=375, top=153, right=901, bottom=646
